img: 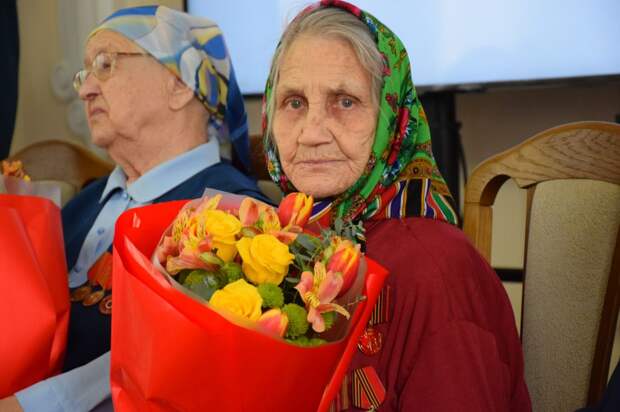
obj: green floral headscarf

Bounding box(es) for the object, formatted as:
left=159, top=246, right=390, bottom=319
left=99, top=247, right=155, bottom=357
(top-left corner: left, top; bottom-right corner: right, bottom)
left=263, top=0, right=458, bottom=227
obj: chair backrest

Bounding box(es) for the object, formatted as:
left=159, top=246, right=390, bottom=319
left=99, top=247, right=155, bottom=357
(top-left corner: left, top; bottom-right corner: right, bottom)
left=463, top=121, right=620, bottom=411
left=9, top=139, right=113, bottom=191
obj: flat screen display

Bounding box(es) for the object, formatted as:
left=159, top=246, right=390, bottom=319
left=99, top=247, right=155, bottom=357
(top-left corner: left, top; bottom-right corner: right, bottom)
left=187, top=0, right=620, bottom=94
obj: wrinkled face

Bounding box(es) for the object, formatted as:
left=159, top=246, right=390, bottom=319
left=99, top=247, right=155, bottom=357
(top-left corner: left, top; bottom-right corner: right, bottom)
left=272, top=35, right=378, bottom=199
left=79, top=30, right=172, bottom=148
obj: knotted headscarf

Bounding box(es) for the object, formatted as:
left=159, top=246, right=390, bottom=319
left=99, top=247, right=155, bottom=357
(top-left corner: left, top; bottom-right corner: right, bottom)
left=91, top=6, right=251, bottom=172
left=263, top=0, right=458, bottom=227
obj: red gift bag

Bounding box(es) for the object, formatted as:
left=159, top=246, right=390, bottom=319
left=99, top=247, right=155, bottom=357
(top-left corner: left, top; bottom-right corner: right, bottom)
left=111, top=200, right=388, bottom=412
left=0, top=194, right=69, bottom=396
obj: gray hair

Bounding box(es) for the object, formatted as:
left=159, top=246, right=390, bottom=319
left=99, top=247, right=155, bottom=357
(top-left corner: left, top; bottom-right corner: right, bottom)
left=265, top=7, right=384, bottom=139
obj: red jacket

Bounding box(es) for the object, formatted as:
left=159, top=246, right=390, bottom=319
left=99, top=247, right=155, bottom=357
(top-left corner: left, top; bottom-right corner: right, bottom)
left=342, top=217, right=531, bottom=411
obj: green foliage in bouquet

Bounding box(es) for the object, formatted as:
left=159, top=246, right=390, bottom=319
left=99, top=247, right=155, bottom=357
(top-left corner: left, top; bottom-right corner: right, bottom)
left=258, top=283, right=284, bottom=309
left=281, top=303, right=309, bottom=338
left=183, top=269, right=227, bottom=301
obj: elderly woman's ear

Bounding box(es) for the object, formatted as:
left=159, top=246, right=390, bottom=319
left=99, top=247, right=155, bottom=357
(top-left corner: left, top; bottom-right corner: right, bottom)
left=167, top=75, right=196, bottom=111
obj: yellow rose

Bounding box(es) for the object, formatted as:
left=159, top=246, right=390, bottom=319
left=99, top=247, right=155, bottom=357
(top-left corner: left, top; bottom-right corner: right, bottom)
left=236, top=234, right=294, bottom=285
left=203, top=210, right=242, bottom=261
left=209, top=279, right=262, bottom=321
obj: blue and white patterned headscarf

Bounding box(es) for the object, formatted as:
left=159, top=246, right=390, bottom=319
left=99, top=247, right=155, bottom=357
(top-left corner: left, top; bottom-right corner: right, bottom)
left=91, top=5, right=251, bottom=172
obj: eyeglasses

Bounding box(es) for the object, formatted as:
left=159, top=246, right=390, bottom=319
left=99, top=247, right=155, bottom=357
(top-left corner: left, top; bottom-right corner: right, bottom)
left=73, top=51, right=149, bottom=92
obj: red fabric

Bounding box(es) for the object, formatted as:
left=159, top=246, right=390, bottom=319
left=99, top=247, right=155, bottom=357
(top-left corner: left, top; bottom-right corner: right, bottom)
left=0, top=194, right=69, bottom=397
left=345, top=217, right=531, bottom=411
left=110, top=201, right=388, bottom=412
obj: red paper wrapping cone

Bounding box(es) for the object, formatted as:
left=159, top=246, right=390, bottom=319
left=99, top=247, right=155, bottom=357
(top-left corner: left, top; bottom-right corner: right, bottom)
left=0, top=195, right=69, bottom=397
left=111, top=200, right=388, bottom=412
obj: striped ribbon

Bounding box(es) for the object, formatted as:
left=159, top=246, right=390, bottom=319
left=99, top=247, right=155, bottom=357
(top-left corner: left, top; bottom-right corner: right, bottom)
left=351, top=366, right=386, bottom=410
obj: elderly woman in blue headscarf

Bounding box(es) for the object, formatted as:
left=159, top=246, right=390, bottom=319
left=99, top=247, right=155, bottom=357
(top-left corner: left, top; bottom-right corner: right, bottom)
left=0, top=6, right=267, bottom=412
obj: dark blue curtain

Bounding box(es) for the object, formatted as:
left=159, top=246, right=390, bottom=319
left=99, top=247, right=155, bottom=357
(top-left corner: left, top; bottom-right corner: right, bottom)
left=1, top=0, right=19, bottom=159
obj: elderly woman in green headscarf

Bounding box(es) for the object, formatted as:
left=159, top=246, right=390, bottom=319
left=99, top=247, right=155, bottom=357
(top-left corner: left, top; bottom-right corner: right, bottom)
left=262, top=1, right=531, bottom=410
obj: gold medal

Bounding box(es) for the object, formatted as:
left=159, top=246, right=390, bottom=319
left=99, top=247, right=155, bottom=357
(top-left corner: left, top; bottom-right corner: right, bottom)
left=70, top=285, right=92, bottom=302
left=83, top=289, right=105, bottom=306
left=98, top=294, right=112, bottom=315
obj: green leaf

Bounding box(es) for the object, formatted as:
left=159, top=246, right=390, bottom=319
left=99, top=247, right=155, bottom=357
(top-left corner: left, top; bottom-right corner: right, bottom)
left=295, top=233, right=319, bottom=252
left=176, top=269, right=192, bottom=285
left=284, top=276, right=300, bottom=285
left=188, top=281, right=218, bottom=301
left=334, top=218, right=343, bottom=234
left=240, top=227, right=257, bottom=238
left=182, top=270, right=226, bottom=301
left=183, top=270, right=209, bottom=287
left=199, top=252, right=224, bottom=267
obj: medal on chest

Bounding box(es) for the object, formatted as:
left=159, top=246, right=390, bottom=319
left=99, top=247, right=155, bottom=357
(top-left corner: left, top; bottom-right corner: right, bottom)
left=69, top=251, right=113, bottom=315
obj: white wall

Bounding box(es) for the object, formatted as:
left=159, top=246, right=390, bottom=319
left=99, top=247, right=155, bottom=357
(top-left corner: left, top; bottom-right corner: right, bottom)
left=11, top=0, right=183, bottom=155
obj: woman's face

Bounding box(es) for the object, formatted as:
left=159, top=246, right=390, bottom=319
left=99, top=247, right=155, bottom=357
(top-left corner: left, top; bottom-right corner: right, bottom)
left=272, top=35, right=378, bottom=198
left=79, top=30, right=172, bottom=150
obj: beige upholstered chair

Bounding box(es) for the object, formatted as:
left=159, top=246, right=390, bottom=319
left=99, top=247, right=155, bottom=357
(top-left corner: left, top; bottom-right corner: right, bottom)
left=9, top=140, right=114, bottom=205
left=463, top=121, right=620, bottom=411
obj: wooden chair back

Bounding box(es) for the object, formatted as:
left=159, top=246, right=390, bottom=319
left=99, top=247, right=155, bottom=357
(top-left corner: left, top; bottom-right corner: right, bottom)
left=463, top=121, right=620, bottom=410
left=9, top=139, right=113, bottom=190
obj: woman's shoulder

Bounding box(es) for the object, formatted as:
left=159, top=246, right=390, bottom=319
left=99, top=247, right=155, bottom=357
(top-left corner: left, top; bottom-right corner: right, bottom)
left=364, top=217, right=512, bottom=326
left=365, top=217, right=487, bottom=275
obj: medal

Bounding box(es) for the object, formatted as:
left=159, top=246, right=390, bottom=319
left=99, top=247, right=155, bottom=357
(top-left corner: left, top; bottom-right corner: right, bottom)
left=357, top=285, right=390, bottom=356
left=88, top=252, right=112, bottom=290
left=83, top=289, right=105, bottom=306
left=358, top=327, right=384, bottom=356
left=70, top=284, right=92, bottom=302
left=70, top=252, right=114, bottom=314
left=99, top=294, right=112, bottom=315
left=330, top=286, right=390, bottom=410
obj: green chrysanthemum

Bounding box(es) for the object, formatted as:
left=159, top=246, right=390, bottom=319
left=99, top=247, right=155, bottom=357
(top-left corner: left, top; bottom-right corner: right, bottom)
left=286, top=336, right=327, bottom=347
left=257, top=283, right=284, bottom=309
left=322, top=311, right=336, bottom=331
left=220, top=262, right=243, bottom=283
left=282, top=303, right=309, bottom=338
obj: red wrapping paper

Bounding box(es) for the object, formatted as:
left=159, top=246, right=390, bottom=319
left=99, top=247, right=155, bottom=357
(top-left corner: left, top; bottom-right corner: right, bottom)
left=111, top=200, right=388, bottom=412
left=0, top=194, right=69, bottom=396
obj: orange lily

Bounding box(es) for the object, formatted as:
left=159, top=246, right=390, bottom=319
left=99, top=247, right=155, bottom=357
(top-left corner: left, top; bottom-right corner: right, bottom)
left=295, top=261, right=349, bottom=333
left=278, top=192, right=313, bottom=229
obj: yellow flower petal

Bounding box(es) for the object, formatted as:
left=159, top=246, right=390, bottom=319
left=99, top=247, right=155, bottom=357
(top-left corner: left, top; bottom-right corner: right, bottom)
left=209, top=279, right=262, bottom=321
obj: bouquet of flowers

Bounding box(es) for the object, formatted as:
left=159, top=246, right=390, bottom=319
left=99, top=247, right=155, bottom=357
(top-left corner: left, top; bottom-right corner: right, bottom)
left=1, top=160, right=61, bottom=207
left=154, top=191, right=364, bottom=345
left=110, top=190, right=388, bottom=412
left=0, top=167, right=68, bottom=396
left=2, top=160, right=31, bottom=181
